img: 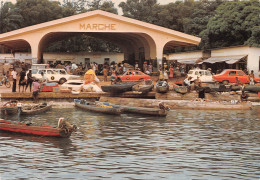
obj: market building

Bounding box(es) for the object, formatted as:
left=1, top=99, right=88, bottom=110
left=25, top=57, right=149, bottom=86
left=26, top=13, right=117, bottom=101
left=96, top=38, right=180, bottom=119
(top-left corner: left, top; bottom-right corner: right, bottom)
left=0, top=9, right=200, bottom=66
left=166, top=46, right=260, bottom=76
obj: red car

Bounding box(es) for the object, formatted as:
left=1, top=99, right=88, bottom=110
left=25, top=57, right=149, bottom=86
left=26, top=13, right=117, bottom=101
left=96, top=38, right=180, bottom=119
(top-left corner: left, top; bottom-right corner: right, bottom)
left=213, top=69, right=260, bottom=84
left=116, top=70, right=151, bottom=82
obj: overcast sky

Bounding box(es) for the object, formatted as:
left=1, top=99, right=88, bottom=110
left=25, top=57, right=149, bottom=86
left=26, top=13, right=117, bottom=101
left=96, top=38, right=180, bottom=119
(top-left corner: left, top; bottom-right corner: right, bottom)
left=4, top=0, right=175, bottom=7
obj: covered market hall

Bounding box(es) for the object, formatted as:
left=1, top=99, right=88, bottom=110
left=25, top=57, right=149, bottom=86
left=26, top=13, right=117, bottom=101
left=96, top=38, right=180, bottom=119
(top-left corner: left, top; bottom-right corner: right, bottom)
left=0, top=10, right=200, bottom=67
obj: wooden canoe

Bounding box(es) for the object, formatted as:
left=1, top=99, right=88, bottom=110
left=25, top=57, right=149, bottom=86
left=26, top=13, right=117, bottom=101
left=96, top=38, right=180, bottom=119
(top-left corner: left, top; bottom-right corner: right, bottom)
left=173, top=85, right=188, bottom=94
left=156, top=81, right=169, bottom=93
left=20, top=103, right=52, bottom=115
left=0, top=119, right=77, bottom=138
left=101, top=82, right=139, bottom=93
left=0, top=100, right=18, bottom=115
left=99, top=102, right=168, bottom=116
left=244, top=85, right=260, bottom=93
left=132, top=84, right=154, bottom=94
left=74, top=99, right=122, bottom=115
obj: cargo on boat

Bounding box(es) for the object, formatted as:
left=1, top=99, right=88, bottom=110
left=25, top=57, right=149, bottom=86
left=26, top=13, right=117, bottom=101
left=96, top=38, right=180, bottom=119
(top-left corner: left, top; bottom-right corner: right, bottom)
left=74, top=99, right=122, bottom=115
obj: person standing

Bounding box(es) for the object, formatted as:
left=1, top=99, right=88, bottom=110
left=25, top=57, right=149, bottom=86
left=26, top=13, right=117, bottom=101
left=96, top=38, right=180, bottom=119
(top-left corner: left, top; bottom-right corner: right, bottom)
left=19, top=68, right=26, bottom=92
left=148, top=62, right=153, bottom=74
left=135, top=61, right=139, bottom=70
left=25, top=70, right=33, bottom=92
left=143, top=61, right=148, bottom=73
left=249, top=70, right=255, bottom=85
left=11, top=68, right=17, bottom=92
left=169, top=65, right=174, bottom=80
left=32, top=78, right=41, bottom=103
left=103, top=66, right=108, bottom=82
left=158, top=68, right=164, bottom=81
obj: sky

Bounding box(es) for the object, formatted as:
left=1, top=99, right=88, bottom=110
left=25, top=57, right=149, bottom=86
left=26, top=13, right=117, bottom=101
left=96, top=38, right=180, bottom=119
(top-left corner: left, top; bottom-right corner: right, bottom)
left=3, top=0, right=175, bottom=7
left=3, top=0, right=176, bottom=15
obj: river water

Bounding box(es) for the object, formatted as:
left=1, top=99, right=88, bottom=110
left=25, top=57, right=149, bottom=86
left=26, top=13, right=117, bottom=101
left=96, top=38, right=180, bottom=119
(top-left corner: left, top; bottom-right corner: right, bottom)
left=0, top=107, right=260, bottom=180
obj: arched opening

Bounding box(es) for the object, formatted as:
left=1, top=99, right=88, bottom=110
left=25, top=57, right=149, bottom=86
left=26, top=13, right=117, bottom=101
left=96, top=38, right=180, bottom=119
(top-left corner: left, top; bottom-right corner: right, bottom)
left=38, top=32, right=156, bottom=68
left=0, top=39, right=31, bottom=53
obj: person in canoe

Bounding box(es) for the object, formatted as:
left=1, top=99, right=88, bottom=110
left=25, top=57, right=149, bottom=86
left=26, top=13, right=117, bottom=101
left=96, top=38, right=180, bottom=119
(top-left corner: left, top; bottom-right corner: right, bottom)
left=183, top=76, right=192, bottom=92
left=83, top=66, right=102, bottom=92
left=240, top=90, right=248, bottom=102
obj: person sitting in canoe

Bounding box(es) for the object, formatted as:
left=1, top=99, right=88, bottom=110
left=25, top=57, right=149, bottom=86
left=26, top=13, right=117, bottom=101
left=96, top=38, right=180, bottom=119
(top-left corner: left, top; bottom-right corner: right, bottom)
left=83, top=66, right=102, bottom=92
left=183, top=76, right=192, bottom=91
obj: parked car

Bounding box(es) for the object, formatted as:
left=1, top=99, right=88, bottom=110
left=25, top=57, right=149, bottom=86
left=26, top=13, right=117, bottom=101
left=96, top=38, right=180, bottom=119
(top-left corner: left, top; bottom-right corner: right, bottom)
left=116, top=70, right=151, bottom=82
left=26, top=69, right=80, bottom=84
left=187, top=68, right=214, bottom=83
left=213, top=69, right=260, bottom=84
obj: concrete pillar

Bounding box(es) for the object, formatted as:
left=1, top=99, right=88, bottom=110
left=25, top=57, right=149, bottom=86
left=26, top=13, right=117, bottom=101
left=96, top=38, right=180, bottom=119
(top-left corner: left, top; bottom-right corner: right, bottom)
left=155, top=43, right=164, bottom=71
left=26, top=35, right=44, bottom=64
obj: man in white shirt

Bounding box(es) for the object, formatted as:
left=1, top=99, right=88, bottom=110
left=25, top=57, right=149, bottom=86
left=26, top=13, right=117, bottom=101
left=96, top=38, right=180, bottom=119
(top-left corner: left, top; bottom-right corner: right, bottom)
left=11, top=68, right=17, bottom=92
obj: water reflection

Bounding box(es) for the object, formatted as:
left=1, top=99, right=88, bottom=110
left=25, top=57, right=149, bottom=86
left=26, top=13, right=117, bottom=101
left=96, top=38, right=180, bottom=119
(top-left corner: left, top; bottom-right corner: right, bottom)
left=0, top=107, right=260, bottom=179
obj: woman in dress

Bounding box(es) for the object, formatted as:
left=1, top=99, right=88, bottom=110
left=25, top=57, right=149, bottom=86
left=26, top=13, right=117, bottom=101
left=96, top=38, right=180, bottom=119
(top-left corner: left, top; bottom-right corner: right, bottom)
left=169, top=65, right=174, bottom=80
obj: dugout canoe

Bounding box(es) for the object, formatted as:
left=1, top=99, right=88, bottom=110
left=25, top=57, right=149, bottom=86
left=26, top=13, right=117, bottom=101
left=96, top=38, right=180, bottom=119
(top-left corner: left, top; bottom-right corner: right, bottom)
left=0, top=100, right=18, bottom=115
left=74, top=99, right=122, bottom=115
left=99, top=102, right=168, bottom=116
left=101, top=82, right=139, bottom=93
left=20, top=103, right=52, bottom=115
left=156, top=81, right=169, bottom=93
left=0, top=118, right=77, bottom=138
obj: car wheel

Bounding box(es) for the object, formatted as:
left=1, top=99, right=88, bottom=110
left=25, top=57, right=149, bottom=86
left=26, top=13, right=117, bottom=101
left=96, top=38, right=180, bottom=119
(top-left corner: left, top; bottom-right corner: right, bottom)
left=59, top=78, right=67, bottom=84
left=222, top=80, right=229, bottom=85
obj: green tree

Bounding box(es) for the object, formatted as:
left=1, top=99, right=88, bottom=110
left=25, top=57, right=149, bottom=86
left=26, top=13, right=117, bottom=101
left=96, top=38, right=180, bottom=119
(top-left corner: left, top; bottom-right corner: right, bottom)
left=119, top=0, right=161, bottom=24
left=16, top=0, right=64, bottom=27
left=0, top=1, right=23, bottom=33
left=200, top=0, right=260, bottom=49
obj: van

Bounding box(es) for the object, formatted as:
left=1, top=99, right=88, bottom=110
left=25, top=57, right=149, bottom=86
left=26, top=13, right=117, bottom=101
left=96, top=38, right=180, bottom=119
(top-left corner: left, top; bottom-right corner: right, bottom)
left=26, top=69, right=80, bottom=84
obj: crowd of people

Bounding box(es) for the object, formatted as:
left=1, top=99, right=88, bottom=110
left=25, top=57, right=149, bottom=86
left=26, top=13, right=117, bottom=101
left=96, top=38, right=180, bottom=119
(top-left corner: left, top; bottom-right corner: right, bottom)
left=1, top=59, right=258, bottom=103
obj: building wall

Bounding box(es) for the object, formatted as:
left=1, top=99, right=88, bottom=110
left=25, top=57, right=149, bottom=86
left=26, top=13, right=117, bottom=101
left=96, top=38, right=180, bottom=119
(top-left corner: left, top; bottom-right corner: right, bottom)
left=210, top=46, right=260, bottom=76
left=248, top=47, right=260, bottom=76
left=167, top=46, right=260, bottom=77
left=210, top=46, right=249, bottom=57
left=0, top=54, right=15, bottom=63
left=0, top=52, right=124, bottom=65
left=166, top=51, right=203, bottom=60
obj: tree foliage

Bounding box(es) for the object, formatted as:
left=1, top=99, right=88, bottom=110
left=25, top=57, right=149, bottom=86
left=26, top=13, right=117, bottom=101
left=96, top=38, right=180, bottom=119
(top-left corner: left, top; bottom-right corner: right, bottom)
left=200, top=0, right=260, bottom=49
left=15, top=0, right=64, bottom=27
left=0, top=1, right=23, bottom=33
left=0, top=0, right=260, bottom=52
left=119, top=0, right=161, bottom=24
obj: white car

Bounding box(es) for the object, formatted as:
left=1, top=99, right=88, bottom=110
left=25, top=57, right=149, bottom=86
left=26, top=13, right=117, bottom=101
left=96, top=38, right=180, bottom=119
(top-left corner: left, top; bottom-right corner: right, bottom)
left=26, top=68, right=80, bottom=84
left=187, top=68, right=214, bottom=83
left=60, top=80, right=84, bottom=91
